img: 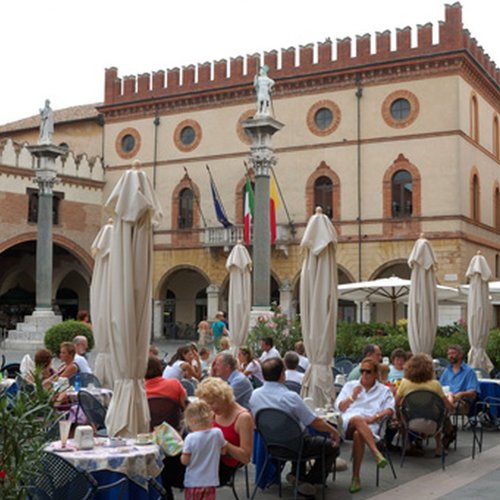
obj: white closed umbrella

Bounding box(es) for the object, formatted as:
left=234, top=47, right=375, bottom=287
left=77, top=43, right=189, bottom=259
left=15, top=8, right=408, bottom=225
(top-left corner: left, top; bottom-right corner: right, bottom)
left=104, top=161, right=162, bottom=437
left=226, top=241, right=252, bottom=349
left=300, top=207, right=337, bottom=407
left=407, top=236, right=438, bottom=355
left=466, top=252, right=493, bottom=372
left=91, top=218, right=114, bottom=389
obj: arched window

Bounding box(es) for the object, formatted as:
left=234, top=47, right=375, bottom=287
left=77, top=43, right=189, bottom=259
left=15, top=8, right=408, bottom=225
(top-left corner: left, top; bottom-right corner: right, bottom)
left=391, top=170, right=413, bottom=217
left=314, top=176, right=333, bottom=218
left=493, top=115, right=499, bottom=159
left=494, top=186, right=500, bottom=230
left=178, top=188, right=193, bottom=228
left=471, top=174, right=480, bottom=221
left=470, top=94, right=479, bottom=142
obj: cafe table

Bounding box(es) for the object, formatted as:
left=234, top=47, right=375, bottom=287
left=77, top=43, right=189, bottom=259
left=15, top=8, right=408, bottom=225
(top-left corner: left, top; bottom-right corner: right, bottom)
left=45, top=437, right=164, bottom=499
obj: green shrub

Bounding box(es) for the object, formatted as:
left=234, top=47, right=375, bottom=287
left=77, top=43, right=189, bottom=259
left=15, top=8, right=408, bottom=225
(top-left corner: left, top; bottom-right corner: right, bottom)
left=486, top=329, right=500, bottom=369
left=44, top=320, right=94, bottom=356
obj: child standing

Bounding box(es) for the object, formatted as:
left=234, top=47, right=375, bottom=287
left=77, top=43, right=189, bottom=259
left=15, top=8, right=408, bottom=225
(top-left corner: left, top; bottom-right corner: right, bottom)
left=181, top=400, right=227, bottom=499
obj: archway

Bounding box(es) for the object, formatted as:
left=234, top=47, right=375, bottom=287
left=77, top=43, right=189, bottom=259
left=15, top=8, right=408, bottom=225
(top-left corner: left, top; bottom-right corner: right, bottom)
left=0, top=240, right=91, bottom=331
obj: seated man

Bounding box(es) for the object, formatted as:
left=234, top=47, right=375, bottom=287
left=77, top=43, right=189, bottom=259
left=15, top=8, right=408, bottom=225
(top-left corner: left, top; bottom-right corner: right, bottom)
left=250, top=358, right=340, bottom=496
left=213, top=353, right=253, bottom=410
left=439, top=344, right=479, bottom=411
left=294, top=340, right=310, bottom=372
left=347, top=344, right=382, bottom=381
left=73, top=335, right=93, bottom=374
left=284, top=351, right=304, bottom=384
left=259, top=336, right=281, bottom=363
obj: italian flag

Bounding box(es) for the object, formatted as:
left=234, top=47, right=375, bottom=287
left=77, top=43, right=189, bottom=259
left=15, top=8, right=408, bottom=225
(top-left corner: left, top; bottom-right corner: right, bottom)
left=270, top=174, right=280, bottom=245
left=244, top=176, right=254, bottom=245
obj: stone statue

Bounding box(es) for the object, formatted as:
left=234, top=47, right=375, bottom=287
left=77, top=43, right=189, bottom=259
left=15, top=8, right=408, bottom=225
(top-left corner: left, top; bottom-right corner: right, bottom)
left=39, top=99, right=54, bottom=145
left=254, top=65, right=275, bottom=117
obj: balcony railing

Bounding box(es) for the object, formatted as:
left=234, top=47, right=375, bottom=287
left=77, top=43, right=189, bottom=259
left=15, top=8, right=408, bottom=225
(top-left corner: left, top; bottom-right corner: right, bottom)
left=204, top=224, right=293, bottom=250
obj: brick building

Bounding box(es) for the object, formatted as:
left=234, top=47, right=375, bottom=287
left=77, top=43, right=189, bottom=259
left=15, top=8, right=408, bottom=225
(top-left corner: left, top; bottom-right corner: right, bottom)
left=1, top=3, right=498, bottom=337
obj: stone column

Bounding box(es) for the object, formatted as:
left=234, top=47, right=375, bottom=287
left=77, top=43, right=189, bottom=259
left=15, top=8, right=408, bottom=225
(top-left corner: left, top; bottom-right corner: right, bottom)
left=279, top=277, right=293, bottom=319
left=242, top=116, right=283, bottom=307
left=206, top=284, right=220, bottom=322
left=152, top=300, right=163, bottom=340
left=5, top=144, right=65, bottom=351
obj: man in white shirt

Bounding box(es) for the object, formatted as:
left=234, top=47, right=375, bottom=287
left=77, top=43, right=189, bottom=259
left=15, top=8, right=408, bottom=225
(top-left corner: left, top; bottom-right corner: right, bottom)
left=284, top=351, right=304, bottom=384
left=73, top=335, right=93, bottom=374
left=259, top=337, right=281, bottom=363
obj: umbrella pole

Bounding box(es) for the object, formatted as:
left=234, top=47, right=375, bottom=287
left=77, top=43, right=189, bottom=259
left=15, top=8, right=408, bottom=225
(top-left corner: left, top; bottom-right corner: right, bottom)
left=392, top=298, right=396, bottom=327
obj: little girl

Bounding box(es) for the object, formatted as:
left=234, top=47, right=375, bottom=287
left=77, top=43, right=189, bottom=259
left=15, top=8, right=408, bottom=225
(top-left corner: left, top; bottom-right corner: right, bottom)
left=181, top=400, right=227, bottom=499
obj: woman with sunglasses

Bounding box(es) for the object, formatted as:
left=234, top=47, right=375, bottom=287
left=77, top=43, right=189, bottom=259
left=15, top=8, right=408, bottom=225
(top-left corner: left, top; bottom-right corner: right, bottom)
left=335, top=358, right=395, bottom=493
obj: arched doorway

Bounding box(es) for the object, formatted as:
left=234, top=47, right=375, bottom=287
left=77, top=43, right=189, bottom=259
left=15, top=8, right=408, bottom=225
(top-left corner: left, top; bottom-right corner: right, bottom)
left=0, top=240, right=91, bottom=332
left=160, top=267, right=210, bottom=340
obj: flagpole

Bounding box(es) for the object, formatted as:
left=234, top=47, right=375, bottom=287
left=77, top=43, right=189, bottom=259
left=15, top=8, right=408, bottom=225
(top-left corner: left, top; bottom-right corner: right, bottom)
left=183, top=166, right=207, bottom=228
left=270, top=165, right=296, bottom=236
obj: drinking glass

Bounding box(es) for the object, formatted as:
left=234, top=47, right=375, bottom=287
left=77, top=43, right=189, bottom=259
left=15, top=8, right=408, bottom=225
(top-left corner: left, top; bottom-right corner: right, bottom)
left=59, top=419, right=71, bottom=448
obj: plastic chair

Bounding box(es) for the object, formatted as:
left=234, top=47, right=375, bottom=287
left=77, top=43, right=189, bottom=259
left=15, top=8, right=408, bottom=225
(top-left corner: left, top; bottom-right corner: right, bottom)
left=284, top=380, right=301, bottom=394
left=69, top=373, right=102, bottom=388
left=78, top=389, right=108, bottom=436
left=148, top=396, right=183, bottom=431
left=399, top=390, right=447, bottom=470
left=250, top=408, right=329, bottom=500
left=471, top=396, right=500, bottom=459
left=28, top=451, right=126, bottom=499
left=180, top=378, right=196, bottom=397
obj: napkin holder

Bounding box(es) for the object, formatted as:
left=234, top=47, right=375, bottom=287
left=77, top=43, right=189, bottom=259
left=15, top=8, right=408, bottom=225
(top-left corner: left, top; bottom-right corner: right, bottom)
left=75, top=425, right=95, bottom=450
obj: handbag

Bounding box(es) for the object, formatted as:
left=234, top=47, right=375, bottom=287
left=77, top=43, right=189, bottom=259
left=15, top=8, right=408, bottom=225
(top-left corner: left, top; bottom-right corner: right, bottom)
left=153, top=421, right=184, bottom=456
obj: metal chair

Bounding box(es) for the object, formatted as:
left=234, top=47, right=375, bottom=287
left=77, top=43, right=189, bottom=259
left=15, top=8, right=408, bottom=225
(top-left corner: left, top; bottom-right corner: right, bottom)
left=69, top=373, right=102, bottom=388
left=335, top=359, right=354, bottom=376
left=471, top=396, right=500, bottom=459
left=375, top=416, right=397, bottom=486
left=147, top=396, right=183, bottom=431
left=1, top=362, right=21, bottom=378
left=219, top=463, right=250, bottom=500
left=28, top=451, right=126, bottom=499
left=399, top=390, right=447, bottom=470
left=77, top=389, right=108, bottom=436
left=180, top=378, right=196, bottom=397
left=250, top=408, right=329, bottom=500
left=284, top=380, right=301, bottom=394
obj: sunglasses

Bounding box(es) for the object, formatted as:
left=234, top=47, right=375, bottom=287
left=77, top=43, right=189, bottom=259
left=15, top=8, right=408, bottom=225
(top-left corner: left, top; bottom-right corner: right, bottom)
left=360, top=369, right=373, bottom=374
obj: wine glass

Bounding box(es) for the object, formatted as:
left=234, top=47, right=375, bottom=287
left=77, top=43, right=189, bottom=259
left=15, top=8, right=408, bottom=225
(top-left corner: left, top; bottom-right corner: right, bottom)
left=59, top=419, right=71, bottom=448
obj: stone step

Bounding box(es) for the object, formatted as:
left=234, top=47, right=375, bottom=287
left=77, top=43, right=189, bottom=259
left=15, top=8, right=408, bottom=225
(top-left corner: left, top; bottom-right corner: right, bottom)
left=3, top=337, right=45, bottom=352
left=7, top=330, right=45, bottom=342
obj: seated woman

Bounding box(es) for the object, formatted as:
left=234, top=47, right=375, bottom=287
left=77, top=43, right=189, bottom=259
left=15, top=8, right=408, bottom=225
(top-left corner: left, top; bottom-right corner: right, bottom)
left=195, top=377, right=253, bottom=485
left=395, top=353, right=455, bottom=456
left=145, top=356, right=187, bottom=409
left=237, top=346, right=264, bottom=384
left=162, top=345, right=199, bottom=381
left=336, top=358, right=395, bottom=494
left=57, top=342, right=79, bottom=379
left=24, top=348, right=56, bottom=389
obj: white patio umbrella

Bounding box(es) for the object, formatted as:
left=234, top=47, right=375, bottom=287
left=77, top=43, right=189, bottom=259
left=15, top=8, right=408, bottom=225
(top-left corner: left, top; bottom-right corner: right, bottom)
left=466, top=252, right=493, bottom=372
left=225, top=241, right=252, bottom=349
left=338, top=276, right=458, bottom=326
left=407, top=236, right=438, bottom=355
left=104, top=161, right=162, bottom=437
left=300, top=207, right=337, bottom=407
left=90, top=218, right=114, bottom=389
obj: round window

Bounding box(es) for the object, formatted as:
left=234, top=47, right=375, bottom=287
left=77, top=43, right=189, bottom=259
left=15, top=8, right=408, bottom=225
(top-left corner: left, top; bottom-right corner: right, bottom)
left=314, top=108, right=333, bottom=130
left=121, top=134, right=136, bottom=153
left=180, top=126, right=196, bottom=146
left=390, top=98, right=411, bottom=121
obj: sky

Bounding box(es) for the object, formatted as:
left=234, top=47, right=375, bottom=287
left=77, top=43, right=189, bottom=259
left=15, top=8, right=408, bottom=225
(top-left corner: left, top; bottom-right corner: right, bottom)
left=1, top=0, right=498, bottom=125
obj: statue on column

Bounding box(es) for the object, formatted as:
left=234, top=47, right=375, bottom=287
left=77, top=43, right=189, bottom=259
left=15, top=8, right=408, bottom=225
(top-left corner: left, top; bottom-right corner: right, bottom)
left=39, top=99, right=54, bottom=145
left=254, top=65, right=275, bottom=117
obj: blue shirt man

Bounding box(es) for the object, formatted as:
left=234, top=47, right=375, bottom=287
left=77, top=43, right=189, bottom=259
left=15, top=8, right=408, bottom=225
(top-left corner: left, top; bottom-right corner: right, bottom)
left=439, top=345, right=479, bottom=402
left=213, top=353, right=252, bottom=409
